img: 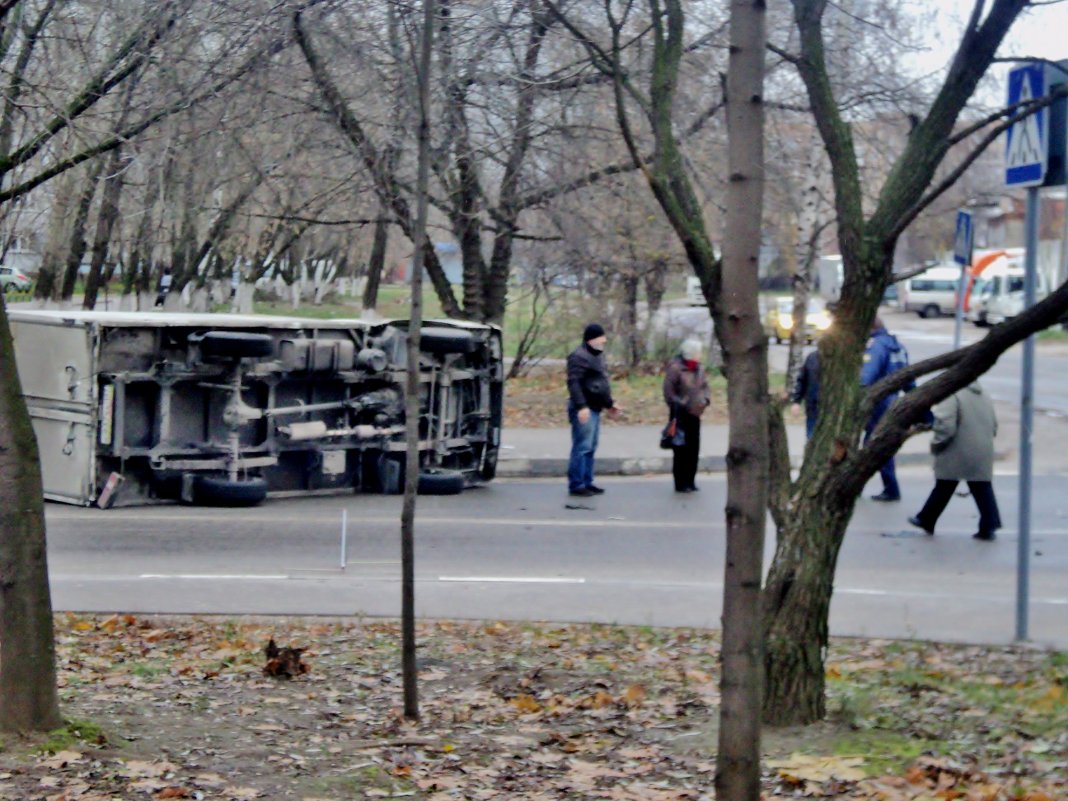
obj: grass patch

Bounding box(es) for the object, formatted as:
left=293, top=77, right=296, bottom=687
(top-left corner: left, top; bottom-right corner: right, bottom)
left=830, top=729, right=934, bottom=775
left=1038, top=325, right=1068, bottom=342
left=504, top=366, right=787, bottom=427
left=304, top=764, right=411, bottom=797
left=252, top=299, right=366, bottom=319
left=128, top=662, right=168, bottom=679
left=37, top=719, right=108, bottom=754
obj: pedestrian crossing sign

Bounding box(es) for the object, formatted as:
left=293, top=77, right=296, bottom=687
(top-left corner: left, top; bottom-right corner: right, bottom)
left=1005, top=65, right=1048, bottom=187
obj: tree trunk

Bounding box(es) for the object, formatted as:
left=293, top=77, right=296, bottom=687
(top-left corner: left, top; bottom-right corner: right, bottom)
left=644, top=257, right=668, bottom=317
left=400, top=0, right=437, bottom=723
left=620, top=272, right=641, bottom=369
left=762, top=496, right=852, bottom=723
left=293, top=11, right=463, bottom=319
left=0, top=300, right=62, bottom=732
left=363, top=212, right=388, bottom=310
left=784, top=155, right=822, bottom=389
left=83, top=150, right=127, bottom=310
left=481, top=6, right=549, bottom=323
left=59, top=160, right=103, bottom=302
left=33, top=170, right=76, bottom=300
left=715, top=1, right=767, bottom=799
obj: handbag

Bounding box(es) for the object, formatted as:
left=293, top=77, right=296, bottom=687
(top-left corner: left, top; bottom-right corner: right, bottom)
left=660, top=415, right=686, bottom=449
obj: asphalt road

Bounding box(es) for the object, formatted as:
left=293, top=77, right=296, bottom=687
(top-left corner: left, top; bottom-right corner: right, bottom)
left=878, top=309, right=1068, bottom=417
left=46, top=472, right=1068, bottom=648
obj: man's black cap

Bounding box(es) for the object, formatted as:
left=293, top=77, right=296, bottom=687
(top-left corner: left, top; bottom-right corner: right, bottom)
left=583, top=323, right=605, bottom=342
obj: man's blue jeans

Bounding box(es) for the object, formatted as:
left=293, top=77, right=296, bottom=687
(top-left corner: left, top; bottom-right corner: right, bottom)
left=864, top=425, right=900, bottom=499
left=567, top=405, right=600, bottom=491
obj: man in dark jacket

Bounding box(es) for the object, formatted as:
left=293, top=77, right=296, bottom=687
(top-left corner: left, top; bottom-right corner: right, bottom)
left=566, top=323, right=620, bottom=497
left=791, top=349, right=820, bottom=438
left=860, top=316, right=912, bottom=501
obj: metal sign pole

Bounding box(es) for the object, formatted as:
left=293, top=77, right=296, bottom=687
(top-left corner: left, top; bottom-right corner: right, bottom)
left=1016, top=186, right=1039, bottom=642
left=1003, top=63, right=1050, bottom=643
left=952, top=210, right=973, bottom=351
left=953, top=264, right=967, bottom=350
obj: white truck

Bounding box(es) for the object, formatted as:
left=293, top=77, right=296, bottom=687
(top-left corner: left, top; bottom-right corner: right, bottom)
left=815, top=255, right=844, bottom=302
left=967, top=250, right=1048, bottom=326
left=9, top=310, right=503, bottom=507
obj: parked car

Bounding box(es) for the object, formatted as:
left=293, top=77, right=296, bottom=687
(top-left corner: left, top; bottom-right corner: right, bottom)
left=9, top=310, right=503, bottom=508
left=763, top=296, right=833, bottom=344
left=0, top=265, right=32, bottom=292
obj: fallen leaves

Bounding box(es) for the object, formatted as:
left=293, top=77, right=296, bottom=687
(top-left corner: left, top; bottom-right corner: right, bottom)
left=768, top=752, right=867, bottom=784
left=0, top=616, right=1061, bottom=801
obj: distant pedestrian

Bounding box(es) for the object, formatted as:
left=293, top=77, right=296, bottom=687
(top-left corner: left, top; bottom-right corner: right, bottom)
left=565, top=323, right=621, bottom=497
left=861, top=316, right=912, bottom=501
left=908, top=382, right=1001, bottom=541
left=662, top=339, right=711, bottom=493
left=791, top=349, right=820, bottom=438
left=155, top=267, right=173, bottom=308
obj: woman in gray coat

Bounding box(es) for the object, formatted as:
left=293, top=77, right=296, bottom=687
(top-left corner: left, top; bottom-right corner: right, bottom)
left=908, top=382, right=1001, bottom=540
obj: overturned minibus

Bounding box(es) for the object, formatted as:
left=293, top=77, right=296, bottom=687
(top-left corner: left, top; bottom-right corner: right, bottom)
left=8, top=310, right=502, bottom=507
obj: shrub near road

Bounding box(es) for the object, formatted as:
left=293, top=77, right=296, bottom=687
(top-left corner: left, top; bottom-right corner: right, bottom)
left=0, top=615, right=1063, bottom=800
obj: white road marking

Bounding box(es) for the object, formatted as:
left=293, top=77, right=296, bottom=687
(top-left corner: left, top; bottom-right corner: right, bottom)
left=138, top=573, right=287, bottom=580
left=837, top=586, right=1068, bottom=604
left=58, top=573, right=1065, bottom=606
left=45, top=512, right=702, bottom=530
left=438, top=576, right=586, bottom=584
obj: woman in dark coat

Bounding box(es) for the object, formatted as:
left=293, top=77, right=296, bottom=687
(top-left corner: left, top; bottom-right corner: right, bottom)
left=662, top=339, right=711, bottom=493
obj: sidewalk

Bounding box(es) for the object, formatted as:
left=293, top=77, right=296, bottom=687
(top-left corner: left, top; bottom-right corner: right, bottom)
left=499, top=421, right=941, bottom=478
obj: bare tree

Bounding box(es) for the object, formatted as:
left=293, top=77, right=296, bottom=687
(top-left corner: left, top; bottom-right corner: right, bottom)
left=0, top=0, right=292, bottom=731
left=760, top=0, right=1068, bottom=725
left=400, top=0, right=437, bottom=722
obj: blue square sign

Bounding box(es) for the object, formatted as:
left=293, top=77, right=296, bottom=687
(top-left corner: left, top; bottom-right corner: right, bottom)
left=953, top=210, right=973, bottom=266
left=1005, top=65, right=1048, bottom=187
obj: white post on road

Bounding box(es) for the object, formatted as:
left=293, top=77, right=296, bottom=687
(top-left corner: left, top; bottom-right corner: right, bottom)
left=340, top=508, right=348, bottom=570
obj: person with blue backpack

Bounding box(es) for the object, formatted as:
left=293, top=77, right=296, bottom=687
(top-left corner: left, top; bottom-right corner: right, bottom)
left=861, top=316, right=913, bottom=502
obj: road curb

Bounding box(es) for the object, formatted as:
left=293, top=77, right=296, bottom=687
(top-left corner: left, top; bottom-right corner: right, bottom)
left=496, top=450, right=1010, bottom=479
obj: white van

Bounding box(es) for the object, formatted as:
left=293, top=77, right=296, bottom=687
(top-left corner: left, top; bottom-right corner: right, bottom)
left=686, top=275, right=705, bottom=306
left=968, top=254, right=1047, bottom=326
left=899, top=265, right=963, bottom=318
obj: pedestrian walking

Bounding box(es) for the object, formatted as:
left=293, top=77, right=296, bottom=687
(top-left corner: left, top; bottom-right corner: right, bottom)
left=565, top=323, right=621, bottom=497
left=861, top=316, right=912, bottom=501
left=662, top=339, right=711, bottom=492
left=791, top=349, right=820, bottom=438
left=908, top=382, right=1001, bottom=541
left=155, top=267, right=173, bottom=308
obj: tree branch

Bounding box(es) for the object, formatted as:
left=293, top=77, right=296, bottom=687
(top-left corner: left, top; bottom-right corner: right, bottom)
left=840, top=279, right=1068, bottom=503
left=888, top=86, right=1068, bottom=240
